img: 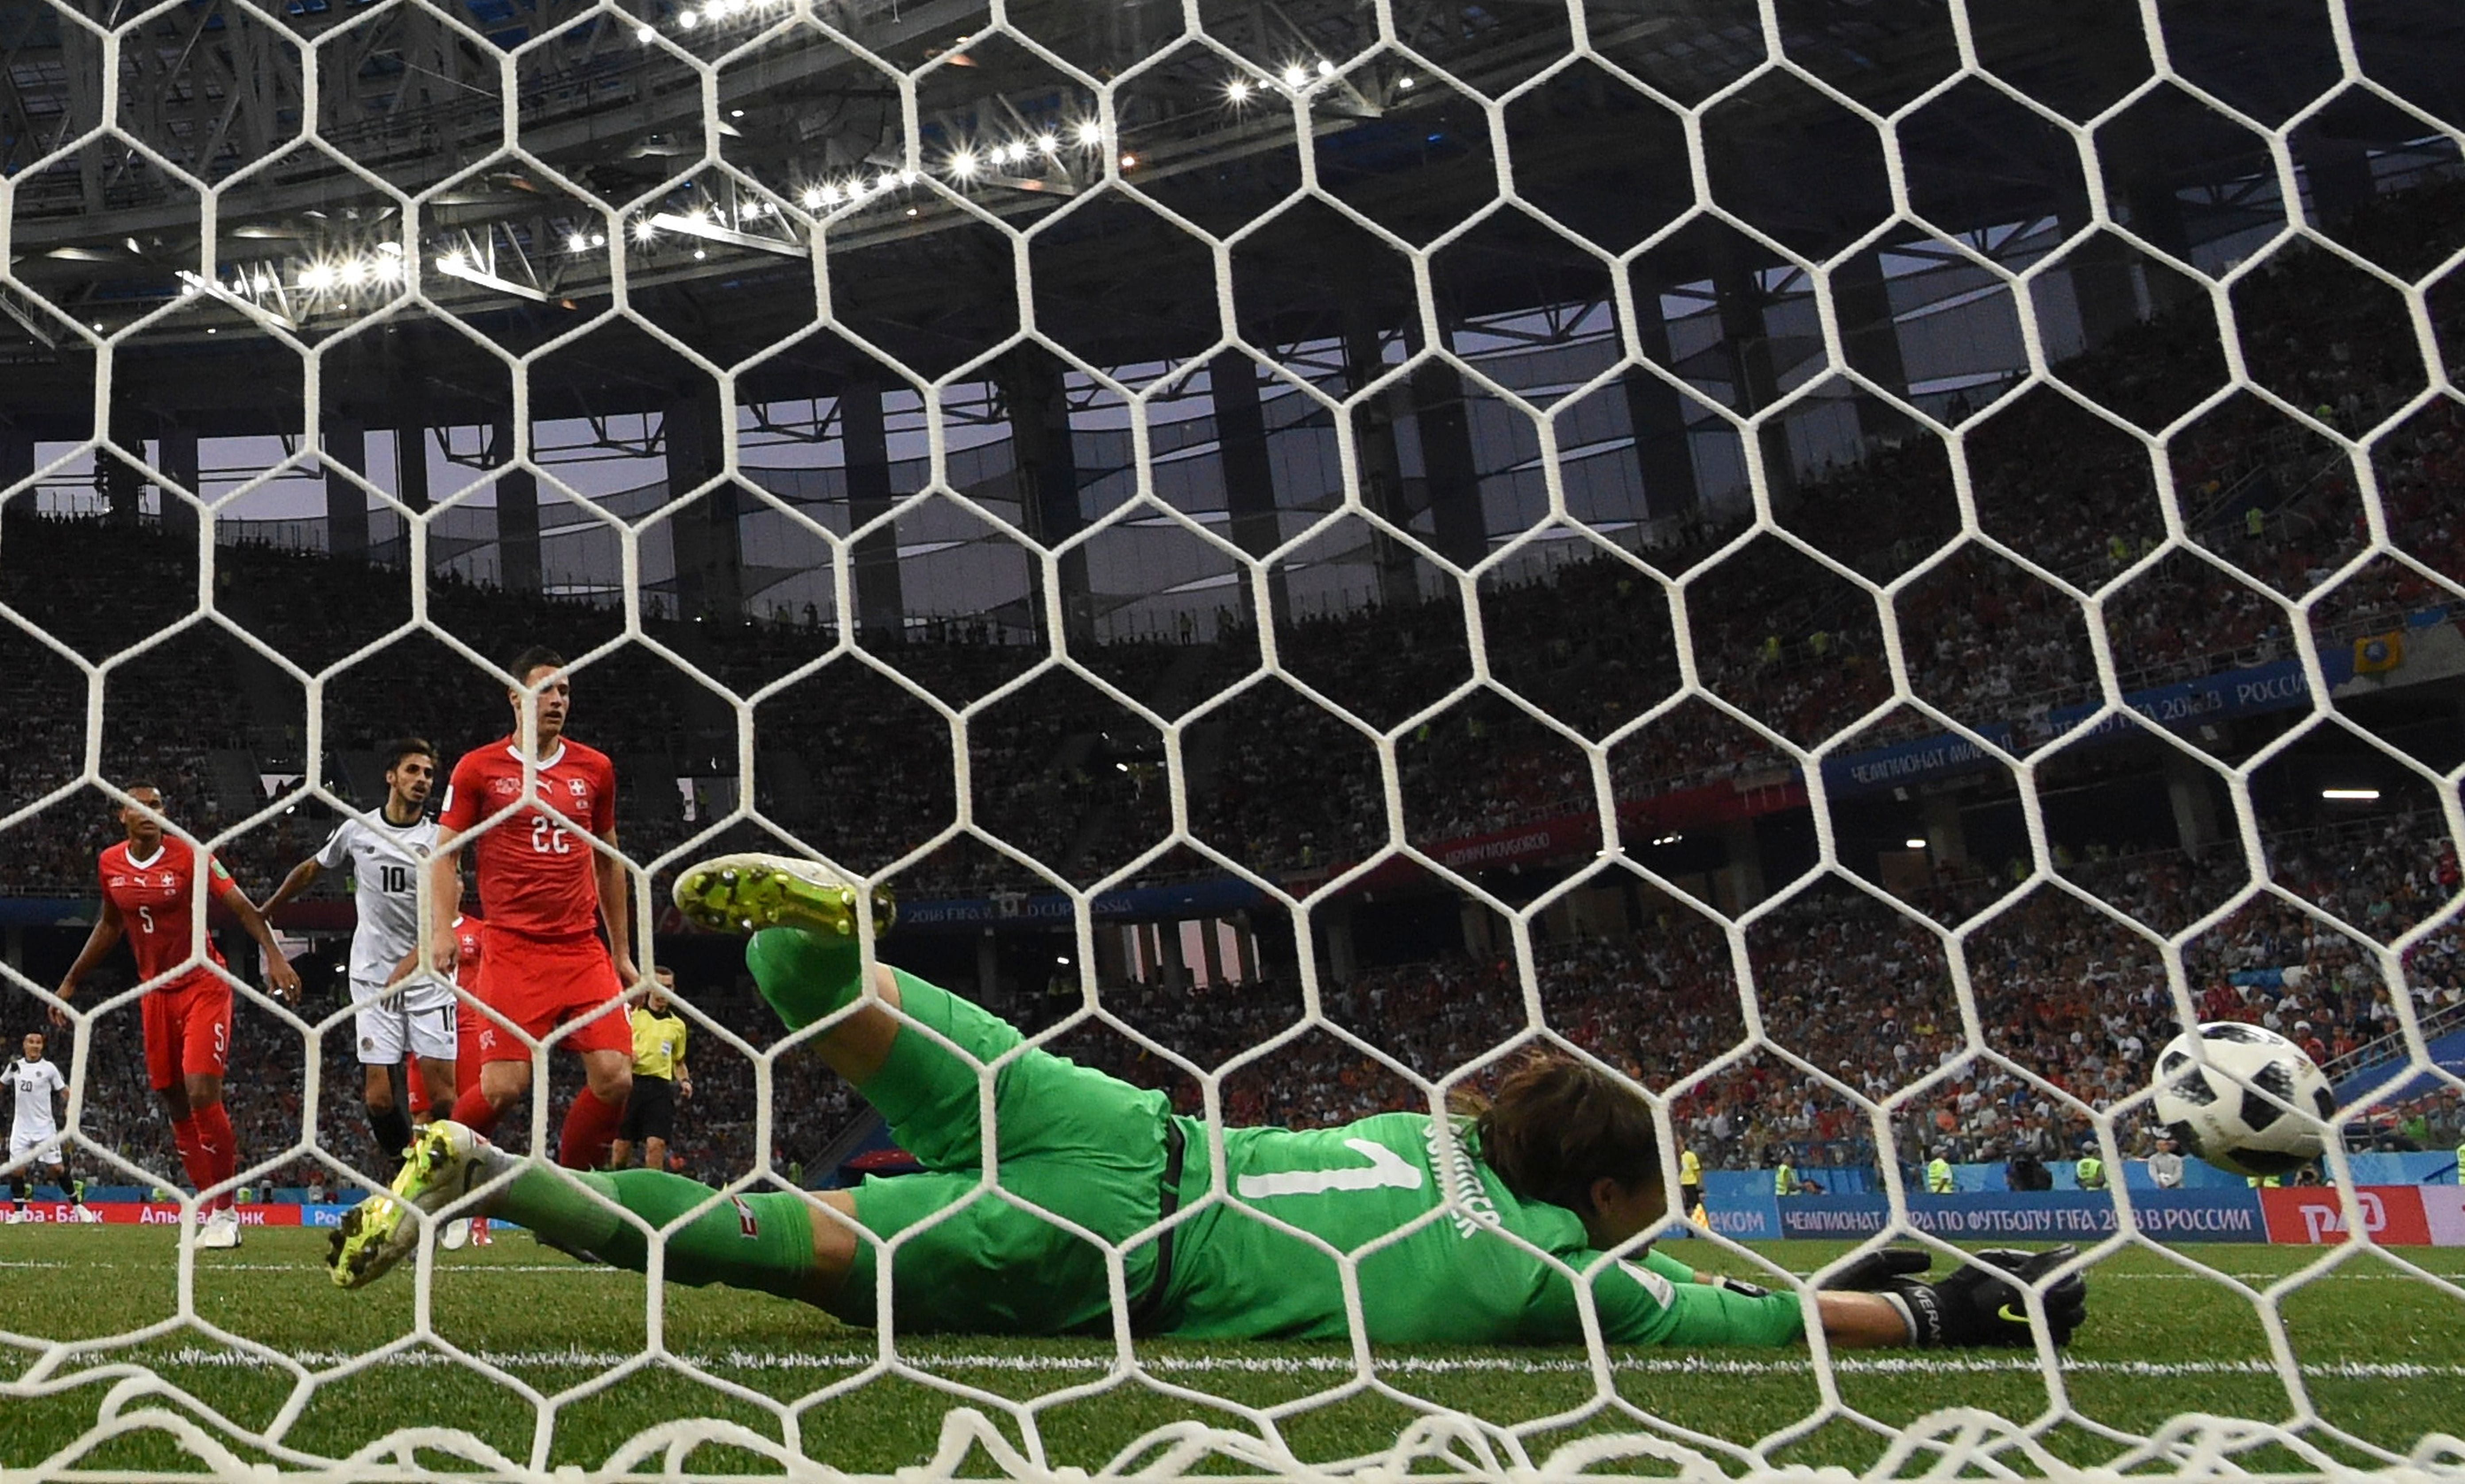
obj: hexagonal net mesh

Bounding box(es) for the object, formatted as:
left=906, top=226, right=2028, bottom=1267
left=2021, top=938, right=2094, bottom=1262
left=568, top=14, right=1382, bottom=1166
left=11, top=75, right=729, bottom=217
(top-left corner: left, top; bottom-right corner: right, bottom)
left=0, top=0, right=2462, bottom=1478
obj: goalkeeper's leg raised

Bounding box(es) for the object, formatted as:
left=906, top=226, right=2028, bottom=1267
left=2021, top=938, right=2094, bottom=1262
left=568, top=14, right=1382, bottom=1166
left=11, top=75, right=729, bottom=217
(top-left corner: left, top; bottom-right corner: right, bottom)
left=336, top=856, right=1179, bottom=1334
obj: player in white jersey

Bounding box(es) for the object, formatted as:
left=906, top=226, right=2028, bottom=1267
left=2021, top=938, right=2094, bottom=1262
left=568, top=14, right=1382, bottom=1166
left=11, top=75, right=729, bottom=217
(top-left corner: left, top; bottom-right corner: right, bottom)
left=7, top=1031, right=95, bottom=1222
left=261, top=740, right=457, bottom=1165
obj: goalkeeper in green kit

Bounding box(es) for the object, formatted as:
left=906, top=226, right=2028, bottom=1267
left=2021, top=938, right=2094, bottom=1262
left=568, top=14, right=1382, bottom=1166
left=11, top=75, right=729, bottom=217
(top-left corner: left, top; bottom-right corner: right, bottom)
left=328, top=854, right=2087, bottom=1352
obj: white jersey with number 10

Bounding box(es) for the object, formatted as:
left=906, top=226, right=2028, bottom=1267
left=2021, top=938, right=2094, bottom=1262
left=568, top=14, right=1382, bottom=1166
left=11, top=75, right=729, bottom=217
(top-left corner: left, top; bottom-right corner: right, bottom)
left=317, top=814, right=441, bottom=992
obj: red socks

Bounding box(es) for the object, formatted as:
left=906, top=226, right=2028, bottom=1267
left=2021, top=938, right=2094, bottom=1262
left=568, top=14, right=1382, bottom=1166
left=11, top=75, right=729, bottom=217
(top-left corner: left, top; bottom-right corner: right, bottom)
left=556, top=1087, right=627, bottom=1170
left=450, top=1084, right=506, bottom=1137
left=172, top=1104, right=239, bottom=1210
left=194, top=1102, right=237, bottom=1209
left=170, top=1116, right=208, bottom=1198
left=445, top=1077, right=626, bottom=1166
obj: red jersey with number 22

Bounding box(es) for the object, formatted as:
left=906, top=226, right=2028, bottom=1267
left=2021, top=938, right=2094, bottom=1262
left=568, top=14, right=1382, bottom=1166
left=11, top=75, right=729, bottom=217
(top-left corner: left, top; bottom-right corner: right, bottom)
left=440, top=738, right=618, bottom=939
left=99, top=838, right=233, bottom=985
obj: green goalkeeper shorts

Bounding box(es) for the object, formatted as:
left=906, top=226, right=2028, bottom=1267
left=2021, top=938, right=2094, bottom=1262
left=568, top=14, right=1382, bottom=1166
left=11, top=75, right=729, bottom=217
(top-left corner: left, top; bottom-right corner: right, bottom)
left=832, top=970, right=1175, bottom=1336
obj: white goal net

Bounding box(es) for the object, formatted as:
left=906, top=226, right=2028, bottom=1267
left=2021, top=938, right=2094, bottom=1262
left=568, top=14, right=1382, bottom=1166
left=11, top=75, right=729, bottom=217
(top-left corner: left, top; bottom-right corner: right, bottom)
left=1, top=0, right=2463, bottom=1479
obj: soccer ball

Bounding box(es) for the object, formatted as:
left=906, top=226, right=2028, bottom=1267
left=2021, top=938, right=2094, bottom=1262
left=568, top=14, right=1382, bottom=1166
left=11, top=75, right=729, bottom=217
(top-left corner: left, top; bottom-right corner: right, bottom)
left=2150, top=1022, right=2336, bottom=1178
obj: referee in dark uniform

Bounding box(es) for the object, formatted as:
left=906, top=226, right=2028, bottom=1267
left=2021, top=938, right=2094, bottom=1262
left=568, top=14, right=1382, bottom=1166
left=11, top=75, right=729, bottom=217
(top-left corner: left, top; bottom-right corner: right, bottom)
left=609, top=967, right=691, bottom=1171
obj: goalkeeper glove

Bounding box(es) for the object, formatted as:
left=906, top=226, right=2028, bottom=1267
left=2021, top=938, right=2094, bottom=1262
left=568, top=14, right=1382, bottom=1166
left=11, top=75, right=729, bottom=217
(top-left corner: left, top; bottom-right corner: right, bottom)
left=1824, top=1245, right=2087, bottom=1348
left=1707, top=1274, right=1773, bottom=1299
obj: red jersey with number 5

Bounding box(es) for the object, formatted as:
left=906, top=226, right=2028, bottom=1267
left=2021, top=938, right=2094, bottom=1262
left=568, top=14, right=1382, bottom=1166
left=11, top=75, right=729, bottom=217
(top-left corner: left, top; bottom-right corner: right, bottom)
left=440, top=737, right=618, bottom=939
left=99, top=838, right=233, bottom=985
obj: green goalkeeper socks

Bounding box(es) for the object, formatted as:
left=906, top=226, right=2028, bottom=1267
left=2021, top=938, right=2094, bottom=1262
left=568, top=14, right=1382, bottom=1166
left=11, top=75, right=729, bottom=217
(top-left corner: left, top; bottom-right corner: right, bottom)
left=746, top=928, right=866, bottom=1029
left=496, top=1165, right=817, bottom=1300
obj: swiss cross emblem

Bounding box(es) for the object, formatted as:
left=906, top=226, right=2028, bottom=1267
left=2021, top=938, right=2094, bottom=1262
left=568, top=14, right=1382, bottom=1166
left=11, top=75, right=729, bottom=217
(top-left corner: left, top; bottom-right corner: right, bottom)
left=568, top=777, right=587, bottom=796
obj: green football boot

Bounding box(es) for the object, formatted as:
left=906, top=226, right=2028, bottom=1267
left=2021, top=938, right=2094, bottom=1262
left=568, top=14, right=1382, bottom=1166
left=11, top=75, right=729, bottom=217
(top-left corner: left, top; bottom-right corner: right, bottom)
left=670, top=853, right=896, bottom=939
left=327, top=1121, right=499, bottom=1289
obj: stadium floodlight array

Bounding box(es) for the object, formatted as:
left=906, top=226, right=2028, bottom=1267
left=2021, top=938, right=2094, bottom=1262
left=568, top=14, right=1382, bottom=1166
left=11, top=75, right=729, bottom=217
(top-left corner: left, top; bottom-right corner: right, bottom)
left=0, top=0, right=2461, bottom=1481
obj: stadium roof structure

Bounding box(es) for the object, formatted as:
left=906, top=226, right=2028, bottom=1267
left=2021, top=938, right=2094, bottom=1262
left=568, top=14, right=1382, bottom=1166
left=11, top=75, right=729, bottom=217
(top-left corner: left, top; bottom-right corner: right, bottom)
left=1, top=0, right=2459, bottom=439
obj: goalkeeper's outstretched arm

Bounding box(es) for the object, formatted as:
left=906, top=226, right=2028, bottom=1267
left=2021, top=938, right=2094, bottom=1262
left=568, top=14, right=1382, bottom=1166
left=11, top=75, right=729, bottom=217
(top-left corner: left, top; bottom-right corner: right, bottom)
left=1474, top=1060, right=2085, bottom=1351
left=1632, top=1245, right=2078, bottom=1349
left=1820, top=1292, right=1924, bottom=1347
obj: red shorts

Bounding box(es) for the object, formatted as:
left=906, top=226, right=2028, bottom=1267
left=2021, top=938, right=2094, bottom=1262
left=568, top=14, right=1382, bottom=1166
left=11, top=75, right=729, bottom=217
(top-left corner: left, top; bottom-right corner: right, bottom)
left=141, top=972, right=232, bottom=1090
left=474, top=926, right=630, bottom=1062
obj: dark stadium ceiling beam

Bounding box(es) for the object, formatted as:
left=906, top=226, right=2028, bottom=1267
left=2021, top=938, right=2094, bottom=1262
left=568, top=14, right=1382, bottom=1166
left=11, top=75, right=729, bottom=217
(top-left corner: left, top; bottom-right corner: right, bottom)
left=7, top=0, right=1588, bottom=255
left=0, top=0, right=2452, bottom=428
left=4, top=0, right=987, bottom=246
left=0, top=1, right=2418, bottom=241
left=0, top=285, right=61, bottom=348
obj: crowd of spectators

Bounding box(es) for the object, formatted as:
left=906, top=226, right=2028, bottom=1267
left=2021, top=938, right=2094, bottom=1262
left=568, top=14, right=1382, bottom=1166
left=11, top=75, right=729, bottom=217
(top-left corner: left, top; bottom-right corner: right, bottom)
left=15, top=793, right=2460, bottom=1193
left=5, top=180, right=2463, bottom=1190
left=5, top=180, right=2461, bottom=894
left=1002, top=817, right=2465, bottom=1177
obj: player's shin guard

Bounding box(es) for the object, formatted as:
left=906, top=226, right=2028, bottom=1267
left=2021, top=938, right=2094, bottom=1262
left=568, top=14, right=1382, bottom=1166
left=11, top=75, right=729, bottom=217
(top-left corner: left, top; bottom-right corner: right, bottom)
left=556, top=1087, right=627, bottom=1170
left=502, top=1166, right=816, bottom=1300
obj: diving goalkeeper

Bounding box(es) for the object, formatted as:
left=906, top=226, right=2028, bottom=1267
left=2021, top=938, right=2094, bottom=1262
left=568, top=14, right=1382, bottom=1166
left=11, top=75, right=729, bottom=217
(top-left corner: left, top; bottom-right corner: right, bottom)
left=328, top=854, right=2086, bottom=1350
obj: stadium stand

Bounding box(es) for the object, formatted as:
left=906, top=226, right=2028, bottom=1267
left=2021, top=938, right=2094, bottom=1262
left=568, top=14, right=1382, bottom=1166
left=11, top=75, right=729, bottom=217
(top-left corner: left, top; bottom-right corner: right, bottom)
left=4, top=180, right=2462, bottom=1190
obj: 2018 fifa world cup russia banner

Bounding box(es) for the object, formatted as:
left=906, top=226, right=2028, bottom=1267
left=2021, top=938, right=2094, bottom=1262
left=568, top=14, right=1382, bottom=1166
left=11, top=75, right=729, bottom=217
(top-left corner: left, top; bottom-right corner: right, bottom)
left=2258, top=1186, right=2446, bottom=1245
left=1774, top=1191, right=2266, bottom=1241
left=4, top=1202, right=309, bottom=1226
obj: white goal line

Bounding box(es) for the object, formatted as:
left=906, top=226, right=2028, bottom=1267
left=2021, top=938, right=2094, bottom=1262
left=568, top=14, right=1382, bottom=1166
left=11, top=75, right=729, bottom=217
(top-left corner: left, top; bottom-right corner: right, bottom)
left=59, top=1348, right=2462, bottom=1382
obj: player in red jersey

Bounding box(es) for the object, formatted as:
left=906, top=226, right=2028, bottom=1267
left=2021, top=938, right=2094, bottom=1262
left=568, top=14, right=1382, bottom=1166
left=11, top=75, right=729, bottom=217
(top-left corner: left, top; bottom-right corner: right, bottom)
left=51, top=785, right=301, bottom=1248
left=425, top=646, right=637, bottom=1168
left=452, top=912, right=493, bottom=1243
left=433, top=912, right=493, bottom=1247
left=445, top=912, right=487, bottom=1123
left=397, top=912, right=483, bottom=1134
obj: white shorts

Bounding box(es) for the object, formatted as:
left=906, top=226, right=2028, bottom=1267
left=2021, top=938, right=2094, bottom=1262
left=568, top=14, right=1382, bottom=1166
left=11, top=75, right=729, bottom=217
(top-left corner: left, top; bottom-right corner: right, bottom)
left=352, top=975, right=459, bottom=1065
left=8, top=1130, right=64, bottom=1168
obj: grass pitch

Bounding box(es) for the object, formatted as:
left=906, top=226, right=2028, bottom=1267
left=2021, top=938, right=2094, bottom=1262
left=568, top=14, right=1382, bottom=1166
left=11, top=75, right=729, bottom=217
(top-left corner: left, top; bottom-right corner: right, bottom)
left=3, top=1227, right=2460, bottom=1476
